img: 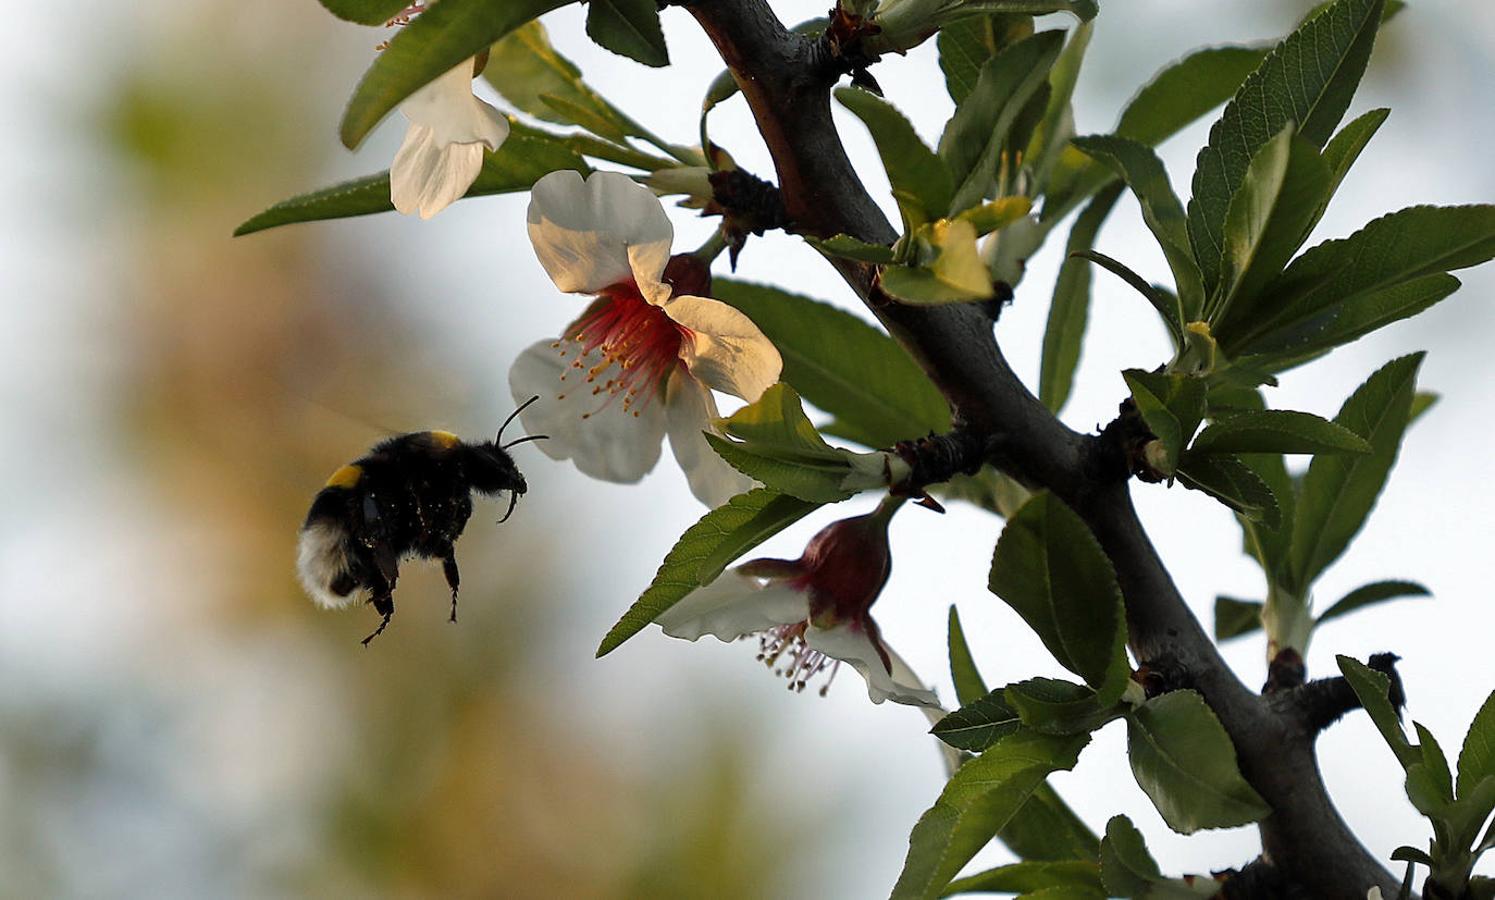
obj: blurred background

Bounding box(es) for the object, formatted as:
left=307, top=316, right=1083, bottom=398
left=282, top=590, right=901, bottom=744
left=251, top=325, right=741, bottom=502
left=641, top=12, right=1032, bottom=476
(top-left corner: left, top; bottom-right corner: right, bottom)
left=0, top=1, right=1491, bottom=897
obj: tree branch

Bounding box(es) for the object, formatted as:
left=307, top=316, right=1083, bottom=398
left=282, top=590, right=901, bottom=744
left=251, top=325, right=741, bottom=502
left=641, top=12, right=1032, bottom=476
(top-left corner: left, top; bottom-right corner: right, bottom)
left=684, top=1, right=1400, bottom=896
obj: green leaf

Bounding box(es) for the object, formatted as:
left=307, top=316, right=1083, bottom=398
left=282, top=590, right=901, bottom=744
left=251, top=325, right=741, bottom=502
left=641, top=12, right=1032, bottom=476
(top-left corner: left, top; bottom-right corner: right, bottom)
left=1186, top=0, right=1386, bottom=285
left=1458, top=691, right=1495, bottom=800
left=937, top=14, right=1036, bottom=105
left=234, top=125, right=589, bottom=235
left=1071, top=135, right=1203, bottom=320
left=1320, top=107, right=1389, bottom=202
left=891, top=730, right=1091, bottom=900
left=317, top=0, right=411, bottom=25
left=949, top=606, right=990, bottom=707
left=1214, top=596, right=1263, bottom=641
left=1190, top=410, right=1370, bottom=456
left=339, top=0, right=570, bottom=149
left=1125, top=690, right=1270, bottom=833
left=997, top=783, right=1101, bottom=862
left=938, top=31, right=1064, bottom=214
left=484, top=21, right=628, bottom=136
left=585, top=0, right=668, bottom=67
left=835, top=87, right=954, bottom=229
left=1336, top=655, right=1418, bottom=768
left=1225, top=205, right=1495, bottom=360
left=943, top=860, right=1103, bottom=896
left=1099, top=814, right=1163, bottom=895
left=1025, top=22, right=1093, bottom=191
left=1039, top=185, right=1122, bottom=412
left=1415, top=722, right=1456, bottom=806
left=933, top=690, right=1022, bottom=752
left=1123, top=369, right=1208, bottom=475
left=887, top=219, right=996, bottom=305
left=1073, top=251, right=1185, bottom=346
left=1042, top=46, right=1268, bottom=224
left=1006, top=678, right=1122, bottom=736
left=595, top=489, right=819, bottom=656
left=706, top=385, right=857, bottom=503
left=1317, top=580, right=1429, bottom=625
left=808, top=234, right=897, bottom=264
left=1212, top=128, right=1332, bottom=321
left=1175, top=452, right=1280, bottom=528
left=1290, top=353, right=1422, bottom=587
left=705, top=435, right=853, bottom=504
left=1234, top=453, right=1296, bottom=578
left=712, top=280, right=950, bottom=448
left=958, top=196, right=1035, bottom=236
left=989, top=493, right=1128, bottom=700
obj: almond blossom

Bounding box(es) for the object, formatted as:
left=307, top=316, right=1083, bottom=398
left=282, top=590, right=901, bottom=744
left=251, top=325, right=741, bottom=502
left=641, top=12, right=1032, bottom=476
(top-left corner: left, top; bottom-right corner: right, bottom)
left=509, top=170, right=782, bottom=506
left=389, top=57, right=508, bottom=219
left=655, top=502, right=940, bottom=708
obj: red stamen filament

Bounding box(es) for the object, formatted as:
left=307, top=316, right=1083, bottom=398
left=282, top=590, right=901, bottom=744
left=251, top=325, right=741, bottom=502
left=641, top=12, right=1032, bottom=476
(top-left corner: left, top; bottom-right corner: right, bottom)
left=557, top=284, right=690, bottom=417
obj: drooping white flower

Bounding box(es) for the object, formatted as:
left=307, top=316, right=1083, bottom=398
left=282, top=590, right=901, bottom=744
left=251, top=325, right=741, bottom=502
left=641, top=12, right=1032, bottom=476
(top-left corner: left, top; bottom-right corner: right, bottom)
left=509, top=170, right=782, bottom=506
left=655, top=506, right=940, bottom=708
left=390, top=58, right=509, bottom=219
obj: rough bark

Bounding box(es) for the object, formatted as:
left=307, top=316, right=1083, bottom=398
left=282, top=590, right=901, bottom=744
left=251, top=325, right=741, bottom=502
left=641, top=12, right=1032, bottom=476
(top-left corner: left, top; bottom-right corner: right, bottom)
left=683, top=1, right=1401, bottom=896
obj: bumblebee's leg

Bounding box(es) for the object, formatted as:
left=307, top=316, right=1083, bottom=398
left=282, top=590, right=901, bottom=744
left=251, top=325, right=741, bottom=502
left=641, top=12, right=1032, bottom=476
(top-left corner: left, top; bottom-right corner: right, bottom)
left=362, top=593, right=394, bottom=646
left=498, top=490, right=519, bottom=524
left=440, top=548, right=460, bottom=623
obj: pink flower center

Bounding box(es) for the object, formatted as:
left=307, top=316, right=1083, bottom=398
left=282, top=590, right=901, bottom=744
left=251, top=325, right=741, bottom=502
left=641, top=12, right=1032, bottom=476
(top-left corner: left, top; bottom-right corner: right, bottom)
left=756, top=621, right=843, bottom=697
left=553, top=281, right=690, bottom=417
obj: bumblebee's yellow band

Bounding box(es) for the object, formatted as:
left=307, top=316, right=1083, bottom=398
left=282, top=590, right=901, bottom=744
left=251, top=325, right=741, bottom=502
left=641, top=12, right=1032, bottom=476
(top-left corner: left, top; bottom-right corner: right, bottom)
left=427, top=430, right=461, bottom=448
left=325, top=464, right=363, bottom=489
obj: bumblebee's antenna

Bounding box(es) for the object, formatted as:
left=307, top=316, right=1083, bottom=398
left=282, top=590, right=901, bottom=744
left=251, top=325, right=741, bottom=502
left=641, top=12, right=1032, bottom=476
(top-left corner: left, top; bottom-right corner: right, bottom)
left=501, top=433, right=549, bottom=450
left=497, top=395, right=540, bottom=444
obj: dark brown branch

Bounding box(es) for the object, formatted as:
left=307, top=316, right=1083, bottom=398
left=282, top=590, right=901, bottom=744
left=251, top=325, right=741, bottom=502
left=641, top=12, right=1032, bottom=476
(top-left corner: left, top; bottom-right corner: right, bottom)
left=683, top=1, right=1404, bottom=896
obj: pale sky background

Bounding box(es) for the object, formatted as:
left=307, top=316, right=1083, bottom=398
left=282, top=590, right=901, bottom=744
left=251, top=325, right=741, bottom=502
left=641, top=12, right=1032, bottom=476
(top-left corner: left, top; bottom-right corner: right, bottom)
left=1, top=1, right=1492, bottom=897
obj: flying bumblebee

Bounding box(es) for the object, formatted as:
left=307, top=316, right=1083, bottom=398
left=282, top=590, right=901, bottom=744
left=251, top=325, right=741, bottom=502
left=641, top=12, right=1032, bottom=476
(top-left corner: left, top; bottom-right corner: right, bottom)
left=297, top=398, right=543, bottom=644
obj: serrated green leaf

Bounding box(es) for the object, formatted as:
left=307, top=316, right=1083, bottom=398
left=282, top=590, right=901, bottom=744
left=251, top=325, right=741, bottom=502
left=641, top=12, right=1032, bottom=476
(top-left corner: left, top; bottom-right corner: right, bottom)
left=1212, top=128, right=1332, bottom=322
left=1025, top=22, right=1092, bottom=191
left=997, top=783, right=1101, bottom=862
left=595, top=489, right=819, bottom=656
left=836, top=87, right=953, bottom=229
left=1039, top=185, right=1122, bottom=412
left=234, top=125, right=589, bottom=235
left=339, top=0, right=569, bottom=149
left=933, top=690, right=1022, bottom=752
left=1336, top=655, right=1418, bottom=768
left=1234, top=452, right=1296, bottom=578
left=317, top=0, right=411, bottom=25
left=1006, top=678, right=1123, bottom=736
left=706, top=385, right=856, bottom=503
left=989, top=494, right=1128, bottom=700
left=1190, top=410, right=1370, bottom=456
left=1320, top=107, right=1389, bottom=202
left=1072, top=135, right=1202, bottom=320
left=943, top=860, right=1103, bottom=896
left=1415, top=722, right=1456, bottom=806
left=937, top=14, right=1036, bottom=105
left=938, top=31, right=1064, bottom=214
left=1125, top=691, right=1270, bottom=834
left=808, top=233, right=897, bottom=264
left=485, top=21, right=623, bottom=135
left=1176, top=452, right=1280, bottom=528
left=892, top=729, right=1090, bottom=900
left=1123, top=369, right=1208, bottom=475
left=1072, top=251, right=1185, bottom=346
left=712, top=280, right=950, bottom=448
left=1225, top=205, right=1495, bottom=361
left=1042, top=46, right=1268, bottom=224
left=1458, top=691, right=1495, bottom=800
left=1186, top=0, right=1385, bottom=286
left=1214, top=596, right=1263, bottom=641
left=1099, top=814, right=1162, bottom=894
left=706, top=435, right=853, bottom=504
left=1317, top=579, right=1429, bottom=625
left=949, top=606, right=990, bottom=707
left=1290, top=353, right=1421, bottom=587
left=585, top=0, right=668, bottom=66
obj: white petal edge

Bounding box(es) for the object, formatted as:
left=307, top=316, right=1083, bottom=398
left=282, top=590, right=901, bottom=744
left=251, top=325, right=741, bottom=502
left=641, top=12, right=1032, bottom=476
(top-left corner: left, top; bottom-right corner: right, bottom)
left=391, top=128, right=490, bottom=220
left=527, top=170, right=674, bottom=302
left=805, top=625, right=942, bottom=708
left=400, top=59, right=509, bottom=150
left=508, top=338, right=666, bottom=483
left=656, top=570, right=809, bottom=642
left=664, top=295, right=783, bottom=402
left=664, top=367, right=755, bottom=507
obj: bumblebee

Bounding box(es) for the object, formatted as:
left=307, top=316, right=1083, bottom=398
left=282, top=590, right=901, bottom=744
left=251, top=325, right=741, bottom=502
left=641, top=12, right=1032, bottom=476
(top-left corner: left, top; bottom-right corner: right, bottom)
left=297, top=398, right=542, bottom=644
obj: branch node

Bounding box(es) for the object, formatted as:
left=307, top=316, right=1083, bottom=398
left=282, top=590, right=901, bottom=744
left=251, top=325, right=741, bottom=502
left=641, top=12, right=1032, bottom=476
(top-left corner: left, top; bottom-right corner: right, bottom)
left=890, top=428, right=987, bottom=497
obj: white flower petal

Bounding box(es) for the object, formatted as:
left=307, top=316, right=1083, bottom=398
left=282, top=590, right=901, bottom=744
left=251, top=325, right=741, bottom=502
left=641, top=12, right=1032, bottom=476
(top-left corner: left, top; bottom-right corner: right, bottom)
left=805, top=625, right=941, bottom=708
left=664, top=367, right=755, bottom=506
left=508, top=338, right=666, bottom=483
left=656, top=570, right=809, bottom=642
left=400, top=60, right=509, bottom=150
left=527, top=170, right=674, bottom=302
left=664, top=295, right=783, bottom=402
left=391, top=128, right=489, bottom=219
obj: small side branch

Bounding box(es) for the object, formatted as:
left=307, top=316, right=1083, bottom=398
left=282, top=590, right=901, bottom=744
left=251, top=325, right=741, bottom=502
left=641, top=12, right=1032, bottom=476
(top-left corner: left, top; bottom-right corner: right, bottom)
left=1279, top=652, right=1406, bottom=734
